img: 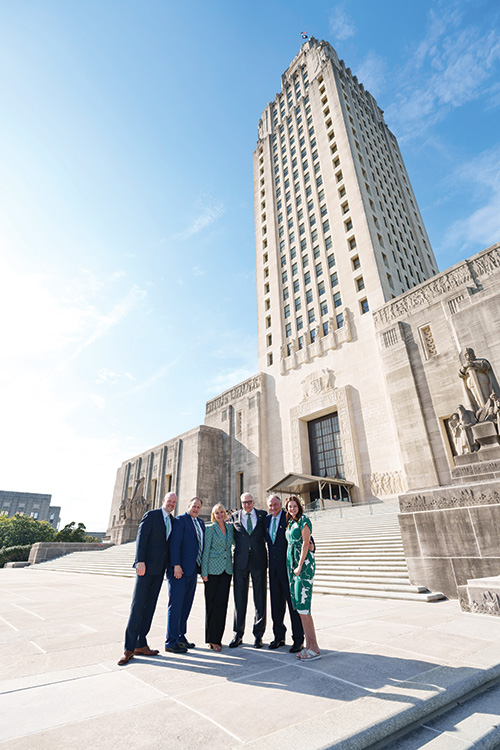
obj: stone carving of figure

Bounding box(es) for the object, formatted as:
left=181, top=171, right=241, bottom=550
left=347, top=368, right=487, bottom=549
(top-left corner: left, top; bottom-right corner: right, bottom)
left=459, top=348, right=495, bottom=413
left=450, top=406, right=478, bottom=455
left=476, top=392, right=500, bottom=433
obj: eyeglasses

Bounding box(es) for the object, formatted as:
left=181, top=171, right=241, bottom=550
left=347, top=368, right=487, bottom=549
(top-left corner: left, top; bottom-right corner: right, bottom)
left=241, top=500, right=253, bottom=505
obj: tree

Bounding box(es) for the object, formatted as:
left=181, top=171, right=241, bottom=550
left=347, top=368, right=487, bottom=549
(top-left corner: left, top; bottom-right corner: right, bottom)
left=54, top=522, right=89, bottom=543
left=0, top=515, right=56, bottom=547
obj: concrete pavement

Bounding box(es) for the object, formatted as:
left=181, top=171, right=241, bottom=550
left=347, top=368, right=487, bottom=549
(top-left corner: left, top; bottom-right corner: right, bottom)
left=1, top=568, right=500, bottom=749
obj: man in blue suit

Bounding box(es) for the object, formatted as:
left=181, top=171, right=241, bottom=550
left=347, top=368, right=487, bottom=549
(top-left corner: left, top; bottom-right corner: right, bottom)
left=165, top=497, right=205, bottom=654
left=118, top=492, right=177, bottom=666
left=265, top=494, right=304, bottom=653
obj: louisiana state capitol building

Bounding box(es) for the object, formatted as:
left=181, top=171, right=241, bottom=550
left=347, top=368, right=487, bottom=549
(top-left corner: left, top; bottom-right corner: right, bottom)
left=106, top=38, right=500, bottom=544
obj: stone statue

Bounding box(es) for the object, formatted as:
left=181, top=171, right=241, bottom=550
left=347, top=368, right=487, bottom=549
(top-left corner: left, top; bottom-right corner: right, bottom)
left=449, top=406, right=478, bottom=455
left=476, top=392, right=500, bottom=433
left=459, top=348, right=496, bottom=413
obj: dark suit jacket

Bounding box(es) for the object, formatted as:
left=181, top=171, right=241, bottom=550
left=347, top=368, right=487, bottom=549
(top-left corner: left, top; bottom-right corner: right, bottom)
left=265, top=510, right=288, bottom=580
left=169, top=512, right=206, bottom=577
left=231, top=508, right=267, bottom=571
left=134, top=508, right=172, bottom=575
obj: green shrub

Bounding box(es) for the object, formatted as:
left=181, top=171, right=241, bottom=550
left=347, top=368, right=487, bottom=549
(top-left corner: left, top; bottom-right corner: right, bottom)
left=0, top=544, right=32, bottom=567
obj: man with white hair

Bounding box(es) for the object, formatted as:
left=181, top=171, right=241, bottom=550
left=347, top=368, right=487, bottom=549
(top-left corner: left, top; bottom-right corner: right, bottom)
left=265, top=494, right=304, bottom=653
left=229, top=492, right=267, bottom=648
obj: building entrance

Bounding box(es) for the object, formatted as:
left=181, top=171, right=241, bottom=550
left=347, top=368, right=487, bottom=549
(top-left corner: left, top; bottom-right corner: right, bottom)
left=308, top=412, right=347, bottom=502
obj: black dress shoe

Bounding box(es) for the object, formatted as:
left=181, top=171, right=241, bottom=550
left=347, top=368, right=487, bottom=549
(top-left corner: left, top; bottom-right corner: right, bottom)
left=178, top=640, right=195, bottom=649
left=229, top=636, right=243, bottom=648
left=254, top=637, right=264, bottom=649
left=289, top=642, right=304, bottom=653
left=164, top=644, right=188, bottom=654
left=268, top=639, right=286, bottom=650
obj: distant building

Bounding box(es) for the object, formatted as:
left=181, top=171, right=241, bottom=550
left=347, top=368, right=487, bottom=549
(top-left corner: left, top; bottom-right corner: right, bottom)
left=106, top=38, right=500, bottom=546
left=0, top=491, right=61, bottom=530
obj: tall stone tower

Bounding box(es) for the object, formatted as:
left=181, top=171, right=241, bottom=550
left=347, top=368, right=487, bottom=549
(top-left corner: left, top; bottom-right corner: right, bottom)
left=253, top=38, right=439, bottom=503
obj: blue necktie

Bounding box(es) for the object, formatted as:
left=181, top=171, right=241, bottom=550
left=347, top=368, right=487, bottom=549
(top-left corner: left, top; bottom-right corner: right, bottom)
left=271, top=516, right=277, bottom=543
left=194, top=518, right=203, bottom=566
left=165, top=514, right=171, bottom=539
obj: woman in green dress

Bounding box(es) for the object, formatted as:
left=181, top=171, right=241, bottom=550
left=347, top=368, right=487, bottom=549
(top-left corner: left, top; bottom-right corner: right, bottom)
left=285, top=496, right=320, bottom=661
left=201, top=503, right=234, bottom=651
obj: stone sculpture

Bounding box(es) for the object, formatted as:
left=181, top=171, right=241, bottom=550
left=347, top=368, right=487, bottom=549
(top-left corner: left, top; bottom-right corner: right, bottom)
left=459, top=347, right=495, bottom=413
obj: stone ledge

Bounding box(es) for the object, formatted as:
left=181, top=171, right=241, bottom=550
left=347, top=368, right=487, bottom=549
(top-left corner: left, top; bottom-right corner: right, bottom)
left=29, top=542, right=113, bottom=565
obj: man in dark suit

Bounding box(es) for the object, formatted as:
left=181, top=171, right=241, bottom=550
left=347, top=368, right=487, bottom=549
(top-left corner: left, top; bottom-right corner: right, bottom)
left=265, top=494, right=304, bottom=653
left=165, top=497, right=205, bottom=654
left=118, top=492, right=177, bottom=666
left=229, top=492, right=267, bottom=649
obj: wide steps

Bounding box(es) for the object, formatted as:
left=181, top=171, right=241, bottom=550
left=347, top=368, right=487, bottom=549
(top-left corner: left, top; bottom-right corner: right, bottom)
left=33, top=504, right=445, bottom=602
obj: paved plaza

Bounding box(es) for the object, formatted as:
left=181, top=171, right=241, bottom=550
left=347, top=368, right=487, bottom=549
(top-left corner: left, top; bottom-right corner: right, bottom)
left=1, top=568, right=500, bottom=749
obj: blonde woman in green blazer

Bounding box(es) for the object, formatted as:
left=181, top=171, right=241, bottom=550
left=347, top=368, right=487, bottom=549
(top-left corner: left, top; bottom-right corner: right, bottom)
left=201, top=503, right=234, bottom=651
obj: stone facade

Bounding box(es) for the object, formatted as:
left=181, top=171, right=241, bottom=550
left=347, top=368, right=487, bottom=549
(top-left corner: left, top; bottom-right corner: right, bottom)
left=0, top=490, right=61, bottom=529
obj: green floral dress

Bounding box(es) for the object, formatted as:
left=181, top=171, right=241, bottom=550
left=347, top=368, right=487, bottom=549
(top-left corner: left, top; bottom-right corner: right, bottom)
left=286, top=515, right=315, bottom=614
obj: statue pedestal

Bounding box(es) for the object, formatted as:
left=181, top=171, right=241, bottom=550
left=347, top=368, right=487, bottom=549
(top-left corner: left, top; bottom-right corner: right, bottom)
left=398, top=467, right=500, bottom=601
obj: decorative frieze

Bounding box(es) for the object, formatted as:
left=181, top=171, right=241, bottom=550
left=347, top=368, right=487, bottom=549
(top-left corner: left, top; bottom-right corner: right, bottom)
left=400, top=486, right=500, bottom=513
left=363, top=471, right=406, bottom=496
left=373, top=245, right=500, bottom=329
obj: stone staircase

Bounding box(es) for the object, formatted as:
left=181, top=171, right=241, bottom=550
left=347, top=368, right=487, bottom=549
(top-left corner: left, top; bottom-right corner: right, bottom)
left=32, top=500, right=445, bottom=602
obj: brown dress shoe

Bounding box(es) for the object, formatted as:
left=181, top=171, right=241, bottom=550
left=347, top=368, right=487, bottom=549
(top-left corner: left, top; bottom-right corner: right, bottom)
left=134, top=646, right=160, bottom=656
left=118, top=650, right=134, bottom=666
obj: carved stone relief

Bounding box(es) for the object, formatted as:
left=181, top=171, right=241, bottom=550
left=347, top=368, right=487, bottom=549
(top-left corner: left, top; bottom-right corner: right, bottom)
left=400, top=487, right=500, bottom=513
left=373, top=245, right=500, bottom=329
left=301, top=368, right=335, bottom=401
left=363, top=471, right=406, bottom=496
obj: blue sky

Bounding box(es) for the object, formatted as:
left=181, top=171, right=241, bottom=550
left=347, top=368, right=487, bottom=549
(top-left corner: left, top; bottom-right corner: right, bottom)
left=0, top=0, right=499, bottom=530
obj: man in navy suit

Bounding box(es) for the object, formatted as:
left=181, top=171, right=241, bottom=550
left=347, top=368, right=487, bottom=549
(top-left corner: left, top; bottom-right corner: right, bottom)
left=118, top=492, right=177, bottom=666
left=229, top=492, right=268, bottom=649
left=165, top=497, right=205, bottom=654
left=265, top=494, right=304, bottom=653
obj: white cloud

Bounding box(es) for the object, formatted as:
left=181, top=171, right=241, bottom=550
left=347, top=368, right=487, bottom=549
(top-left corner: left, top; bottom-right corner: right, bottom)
left=443, top=145, right=500, bottom=252
left=170, top=198, right=225, bottom=241
left=329, top=6, right=357, bottom=41
left=192, top=266, right=205, bottom=276
left=354, top=51, right=387, bottom=98
left=120, top=358, right=181, bottom=396
left=385, top=8, right=500, bottom=140
left=206, top=366, right=257, bottom=397
left=68, top=284, right=147, bottom=362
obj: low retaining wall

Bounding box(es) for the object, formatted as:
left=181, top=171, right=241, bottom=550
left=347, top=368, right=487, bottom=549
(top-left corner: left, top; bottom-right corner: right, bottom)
left=29, top=542, right=113, bottom=565
left=398, top=480, right=500, bottom=599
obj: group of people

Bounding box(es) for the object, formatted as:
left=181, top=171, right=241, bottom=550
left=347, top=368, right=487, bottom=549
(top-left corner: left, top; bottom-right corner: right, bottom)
left=118, top=490, right=320, bottom=667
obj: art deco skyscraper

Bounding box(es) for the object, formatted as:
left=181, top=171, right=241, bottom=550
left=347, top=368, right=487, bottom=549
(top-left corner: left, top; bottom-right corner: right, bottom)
left=254, top=38, right=438, bottom=374
left=253, top=38, right=439, bottom=501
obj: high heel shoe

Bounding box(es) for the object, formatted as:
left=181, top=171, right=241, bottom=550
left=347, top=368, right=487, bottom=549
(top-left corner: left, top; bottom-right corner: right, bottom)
left=209, top=643, right=222, bottom=652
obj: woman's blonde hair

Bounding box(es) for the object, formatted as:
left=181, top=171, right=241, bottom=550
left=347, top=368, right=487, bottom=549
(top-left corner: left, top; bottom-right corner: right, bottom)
left=211, top=502, right=227, bottom=523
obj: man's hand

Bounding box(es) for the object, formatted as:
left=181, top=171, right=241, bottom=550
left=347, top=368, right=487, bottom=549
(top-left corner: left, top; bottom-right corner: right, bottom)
left=174, top=565, right=183, bottom=579
left=136, top=562, right=146, bottom=576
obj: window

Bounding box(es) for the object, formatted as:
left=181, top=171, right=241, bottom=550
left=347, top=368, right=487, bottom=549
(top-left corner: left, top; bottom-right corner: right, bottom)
left=302, top=254, right=309, bottom=267
left=311, top=229, right=318, bottom=242
left=308, top=308, right=315, bottom=324
left=330, top=272, right=338, bottom=287
left=325, top=236, right=333, bottom=250
left=306, top=288, right=313, bottom=304
left=267, top=334, right=272, bottom=347
left=320, top=300, right=328, bottom=316
left=293, top=279, right=300, bottom=293
left=285, top=323, right=292, bottom=337
left=322, top=321, right=329, bottom=336
left=282, top=270, right=288, bottom=283
left=356, top=276, right=365, bottom=291
left=313, top=245, right=320, bottom=259
left=267, top=353, right=273, bottom=366
left=344, top=219, right=353, bottom=232
left=323, top=219, right=330, bottom=232
left=360, top=298, right=369, bottom=314
left=284, top=304, right=290, bottom=318
left=333, top=291, right=342, bottom=308
left=297, top=315, right=303, bottom=330
left=292, top=262, right=298, bottom=276
left=295, top=297, right=301, bottom=311
left=349, top=237, right=357, bottom=250
left=315, top=263, right=323, bottom=277
left=266, top=315, right=271, bottom=328
left=336, top=312, right=344, bottom=328
left=304, top=271, right=311, bottom=285
left=310, top=329, right=316, bottom=343
left=318, top=281, right=325, bottom=295
left=281, top=255, right=287, bottom=267
left=328, top=253, right=335, bottom=268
